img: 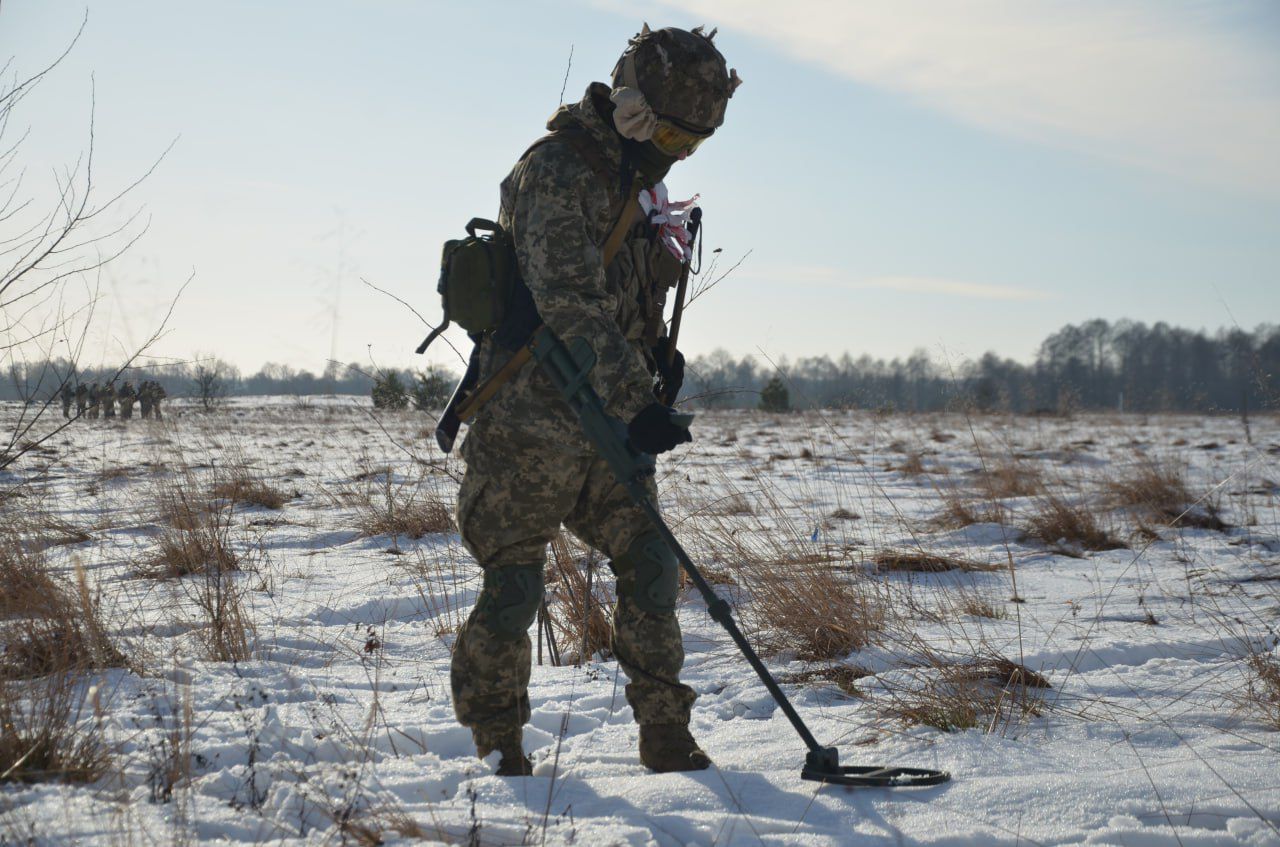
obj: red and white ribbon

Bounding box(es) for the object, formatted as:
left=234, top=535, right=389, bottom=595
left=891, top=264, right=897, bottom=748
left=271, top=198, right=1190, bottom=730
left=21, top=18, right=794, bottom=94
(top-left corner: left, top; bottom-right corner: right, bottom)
left=638, top=182, right=699, bottom=262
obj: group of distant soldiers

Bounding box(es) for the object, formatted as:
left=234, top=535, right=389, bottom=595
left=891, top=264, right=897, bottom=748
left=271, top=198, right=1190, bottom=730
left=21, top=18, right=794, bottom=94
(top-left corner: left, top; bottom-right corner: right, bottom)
left=60, top=380, right=167, bottom=421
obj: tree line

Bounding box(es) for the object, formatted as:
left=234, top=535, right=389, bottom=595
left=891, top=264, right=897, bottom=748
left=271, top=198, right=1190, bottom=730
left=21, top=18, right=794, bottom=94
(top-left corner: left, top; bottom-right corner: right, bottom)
left=683, top=319, right=1279, bottom=414
left=3, top=319, right=1276, bottom=414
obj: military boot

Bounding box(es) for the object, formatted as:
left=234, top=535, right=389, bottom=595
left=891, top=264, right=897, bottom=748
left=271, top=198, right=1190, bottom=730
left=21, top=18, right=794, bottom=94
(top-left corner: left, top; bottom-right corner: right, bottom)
left=638, top=724, right=711, bottom=773
left=474, top=730, right=533, bottom=777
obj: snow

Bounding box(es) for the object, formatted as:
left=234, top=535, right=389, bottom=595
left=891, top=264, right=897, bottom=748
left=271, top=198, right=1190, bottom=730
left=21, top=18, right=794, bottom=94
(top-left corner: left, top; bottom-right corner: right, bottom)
left=2, top=399, right=1279, bottom=845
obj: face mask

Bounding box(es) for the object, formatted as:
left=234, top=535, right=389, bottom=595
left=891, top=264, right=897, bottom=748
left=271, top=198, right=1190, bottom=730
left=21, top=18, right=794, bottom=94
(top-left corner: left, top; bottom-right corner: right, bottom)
left=622, top=137, right=679, bottom=185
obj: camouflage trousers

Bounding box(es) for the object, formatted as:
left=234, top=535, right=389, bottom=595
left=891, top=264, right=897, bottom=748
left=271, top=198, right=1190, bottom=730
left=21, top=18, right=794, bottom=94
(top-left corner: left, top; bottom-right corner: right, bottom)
left=449, top=418, right=696, bottom=746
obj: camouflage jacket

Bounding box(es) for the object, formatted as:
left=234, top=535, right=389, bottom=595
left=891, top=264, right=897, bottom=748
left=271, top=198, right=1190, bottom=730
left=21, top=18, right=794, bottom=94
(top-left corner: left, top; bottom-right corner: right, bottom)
left=466, top=84, right=681, bottom=454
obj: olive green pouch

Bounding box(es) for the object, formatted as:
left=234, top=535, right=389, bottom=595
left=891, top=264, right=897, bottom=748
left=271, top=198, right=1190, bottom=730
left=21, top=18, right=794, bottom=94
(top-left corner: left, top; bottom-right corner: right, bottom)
left=415, top=218, right=516, bottom=354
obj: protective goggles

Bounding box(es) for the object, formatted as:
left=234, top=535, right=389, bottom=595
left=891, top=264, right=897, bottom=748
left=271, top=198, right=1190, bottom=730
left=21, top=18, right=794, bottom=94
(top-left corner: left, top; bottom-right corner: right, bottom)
left=650, top=116, right=714, bottom=158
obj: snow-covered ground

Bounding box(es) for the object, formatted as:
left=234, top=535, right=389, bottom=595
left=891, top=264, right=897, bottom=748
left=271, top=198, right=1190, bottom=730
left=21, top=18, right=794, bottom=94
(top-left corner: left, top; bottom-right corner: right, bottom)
left=3, top=399, right=1279, bottom=846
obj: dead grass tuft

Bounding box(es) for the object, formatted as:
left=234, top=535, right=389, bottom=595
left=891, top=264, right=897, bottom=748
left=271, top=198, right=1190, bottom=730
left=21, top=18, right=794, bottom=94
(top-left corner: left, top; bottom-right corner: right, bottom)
left=872, top=550, right=1000, bottom=573
left=211, top=472, right=290, bottom=511
left=1, top=536, right=126, bottom=679
left=354, top=474, right=455, bottom=541
left=0, top=675, right=110, bottom=784
left=1108, top=456, right=1229, bottom=532
left=140, top=498, right=240, bottom=580
left=875, top=654, right=1050, bottom=735
left=979, top=460, right=1044, bottom=498
left=780, top=665, right=870, bottom=698
left=1244, top=651, right=1280, bottom=731
left=1026, top=492, right=1126, bottom=554
left=894, top=452, right=928, bottom=475
left=545, top=534, right=613, bottom=664
left=188, top=563, right=254, bottom=663
left=743, top=557, right=886, bottom=660
left=933, top=494, right=1008, bottom=529
left=954, top=592, right=1009, bottom=620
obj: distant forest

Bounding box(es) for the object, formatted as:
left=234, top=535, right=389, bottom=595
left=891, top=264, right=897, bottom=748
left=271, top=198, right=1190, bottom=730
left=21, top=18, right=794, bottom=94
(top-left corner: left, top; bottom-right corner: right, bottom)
left=4, top=319, right=1277, bottom=414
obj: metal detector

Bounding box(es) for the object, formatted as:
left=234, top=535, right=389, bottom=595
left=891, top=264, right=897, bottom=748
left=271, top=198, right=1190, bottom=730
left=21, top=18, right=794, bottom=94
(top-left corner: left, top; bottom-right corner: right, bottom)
left=528, top=326, right=950, bottom=788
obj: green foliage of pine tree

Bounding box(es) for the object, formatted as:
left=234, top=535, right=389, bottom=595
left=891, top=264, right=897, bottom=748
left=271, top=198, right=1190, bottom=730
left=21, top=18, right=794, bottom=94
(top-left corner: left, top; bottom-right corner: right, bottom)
left=759, top=375, right=791, bottom=413
left=412, top=369, right=453, bottom=411
left=371, top=371, right=409, bottom=410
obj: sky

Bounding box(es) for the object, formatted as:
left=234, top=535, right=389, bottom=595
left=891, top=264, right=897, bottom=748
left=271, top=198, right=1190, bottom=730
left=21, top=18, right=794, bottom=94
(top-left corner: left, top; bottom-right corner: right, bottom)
left=1, top=0, right=1277, bottom=376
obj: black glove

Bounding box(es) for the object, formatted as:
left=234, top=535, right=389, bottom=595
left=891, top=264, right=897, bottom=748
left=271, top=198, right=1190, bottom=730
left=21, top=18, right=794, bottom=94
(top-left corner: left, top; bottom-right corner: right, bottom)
left=627, top=403, right=693, bottom=455
left=652, top=337, right=685, bottom=402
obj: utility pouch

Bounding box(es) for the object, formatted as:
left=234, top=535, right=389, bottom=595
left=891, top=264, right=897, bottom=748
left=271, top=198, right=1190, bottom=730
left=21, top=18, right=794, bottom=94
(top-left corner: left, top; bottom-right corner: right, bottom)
left=415, top=218, right=516, bottom=354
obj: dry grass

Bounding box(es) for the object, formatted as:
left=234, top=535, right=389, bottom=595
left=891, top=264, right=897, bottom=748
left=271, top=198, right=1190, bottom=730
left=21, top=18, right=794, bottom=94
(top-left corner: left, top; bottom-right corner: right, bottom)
left=953, top=592, right=1010, bottom=620
left=872, top=550, right=1001, bottom=573
left=140, top=490, right=240, bottom=579
left=742, top=556, right=886, bottom=660
left=211, top=469, right=290, bottom=510
left=354, top=476, right=454, bottom=540
left=893, top=452, right=928, bottom=475
left=1108, top=456, right=1228, bottom=531
left=545, top=533, right=613, bottom=664
left=1, top=535, right=126, bottom=680
left=188, top=563, right=254, bottom=663
left=934, top=494, right=1008, bottom=529
left=1025, top=492, right=1126, bottom=554
left=979, top=460, right=1044, bottom=498
left=779, top=665, right=870, bottom=698
left=874, top=654, right=1051, bottom=735
left=0, top=674, right=110, bottom=784
left=402, top=550, right=470, bottom=639
left=1244, top=651, right=1280, bottom=731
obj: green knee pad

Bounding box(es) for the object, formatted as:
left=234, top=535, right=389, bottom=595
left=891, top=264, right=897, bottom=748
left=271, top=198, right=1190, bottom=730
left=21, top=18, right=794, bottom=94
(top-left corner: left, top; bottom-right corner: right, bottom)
left=617, top=530, right=679, bottom=615
left=476, top=565, right=543, bottom=640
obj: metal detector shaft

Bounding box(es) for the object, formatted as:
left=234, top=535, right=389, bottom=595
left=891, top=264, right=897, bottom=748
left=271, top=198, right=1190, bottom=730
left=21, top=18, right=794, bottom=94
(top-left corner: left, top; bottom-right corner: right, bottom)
left=528, top=326, right=822, bottom=752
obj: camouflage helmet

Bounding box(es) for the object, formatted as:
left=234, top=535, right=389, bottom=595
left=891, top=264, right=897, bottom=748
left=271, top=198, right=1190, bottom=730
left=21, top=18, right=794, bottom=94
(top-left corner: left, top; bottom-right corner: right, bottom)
left=611, top=25, right=738, bottom=131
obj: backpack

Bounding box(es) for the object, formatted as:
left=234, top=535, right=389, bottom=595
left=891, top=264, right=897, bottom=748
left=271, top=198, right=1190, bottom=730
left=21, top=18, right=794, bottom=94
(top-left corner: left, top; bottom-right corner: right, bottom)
left=416, top=122, right=633, bottom=356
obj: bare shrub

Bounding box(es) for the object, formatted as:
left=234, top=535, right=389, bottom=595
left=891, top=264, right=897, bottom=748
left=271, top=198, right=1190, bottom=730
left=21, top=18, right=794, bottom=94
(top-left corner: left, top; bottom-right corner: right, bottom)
left=0, top=674, right=110, bottom=784
left=545, top=533, right=613, bottom=664
left=1026, top=492, right=1126, bottom=554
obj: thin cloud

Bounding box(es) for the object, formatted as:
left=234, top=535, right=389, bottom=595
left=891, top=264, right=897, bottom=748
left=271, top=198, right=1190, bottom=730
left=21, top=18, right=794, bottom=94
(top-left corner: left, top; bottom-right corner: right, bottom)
left=742, top=265, right=1051, bottom=300
left=654, top=0, right=1280, bottom=196
left=854, top=275, right=1051, bottom=302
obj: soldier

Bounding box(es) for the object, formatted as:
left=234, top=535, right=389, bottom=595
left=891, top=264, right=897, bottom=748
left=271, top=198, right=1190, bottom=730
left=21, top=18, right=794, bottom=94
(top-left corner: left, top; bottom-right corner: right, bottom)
left=151, top=381, right=167, bottom=420
left=60, top=383, right=73, bottom=419
left=101, top=382, right=117, bottom=419
left=118, top=381, right=137, bottom=419
left=449, top=26, right=737, bottom=776
left=75, top=383, right=88, bottom=417
left=87, top=383, right=101, bottom=420
left=138, top=381, right=153, bottom=419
